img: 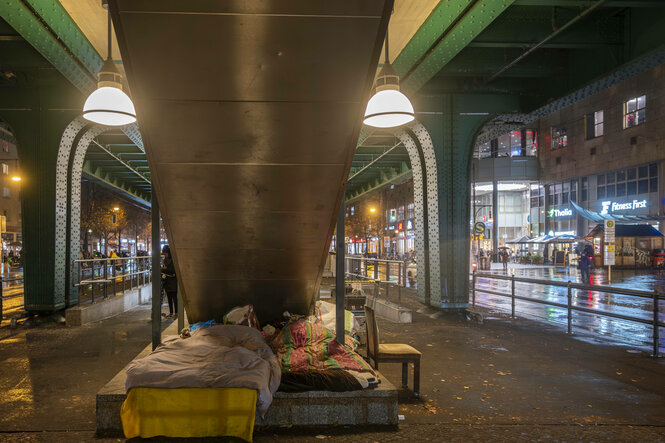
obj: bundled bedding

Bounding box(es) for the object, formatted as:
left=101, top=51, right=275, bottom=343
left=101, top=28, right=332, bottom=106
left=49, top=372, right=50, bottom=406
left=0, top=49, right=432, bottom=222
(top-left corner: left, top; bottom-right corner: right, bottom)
left=271, top=320, right=377, bottom=391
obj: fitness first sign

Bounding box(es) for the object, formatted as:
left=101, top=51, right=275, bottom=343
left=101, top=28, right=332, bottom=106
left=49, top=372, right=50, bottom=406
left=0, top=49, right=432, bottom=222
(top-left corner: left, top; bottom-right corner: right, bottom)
left=600, top=199, right=647, bottom=215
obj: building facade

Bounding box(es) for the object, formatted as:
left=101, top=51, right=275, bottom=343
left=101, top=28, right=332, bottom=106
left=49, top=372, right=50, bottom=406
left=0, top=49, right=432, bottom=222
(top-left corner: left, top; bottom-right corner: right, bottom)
left=536, top=63, right=665, bottom=238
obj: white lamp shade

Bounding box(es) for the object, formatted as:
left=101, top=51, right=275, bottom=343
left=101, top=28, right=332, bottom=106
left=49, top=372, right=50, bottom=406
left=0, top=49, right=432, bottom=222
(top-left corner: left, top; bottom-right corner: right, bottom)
left=363, top=89, right=415, bottom=128
left=83, top=87, right=137, bottom=126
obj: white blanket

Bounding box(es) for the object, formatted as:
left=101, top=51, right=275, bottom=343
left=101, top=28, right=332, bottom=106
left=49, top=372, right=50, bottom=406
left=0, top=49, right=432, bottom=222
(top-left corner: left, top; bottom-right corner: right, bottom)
left=125, top=325, right=281, bottom=415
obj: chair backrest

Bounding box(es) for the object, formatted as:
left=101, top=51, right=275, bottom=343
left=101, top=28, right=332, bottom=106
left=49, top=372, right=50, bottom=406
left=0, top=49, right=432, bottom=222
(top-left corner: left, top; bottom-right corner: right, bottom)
left=364, top=305, right=379, bottom=360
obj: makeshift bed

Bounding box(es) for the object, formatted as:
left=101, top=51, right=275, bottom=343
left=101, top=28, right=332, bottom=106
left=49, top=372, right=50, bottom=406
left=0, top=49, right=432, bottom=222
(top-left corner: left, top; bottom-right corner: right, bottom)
left=121, top=325, right=280, bottom=441
left=121, top=312, right=376, bottom=441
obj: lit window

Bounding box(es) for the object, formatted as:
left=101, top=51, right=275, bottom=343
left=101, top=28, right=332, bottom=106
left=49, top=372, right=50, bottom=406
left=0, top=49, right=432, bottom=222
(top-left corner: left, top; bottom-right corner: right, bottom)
left=624, top=95, right=646, bottom=128
left=2, top=187, right=9, bottom=198
left=1, top=163, right=7, bottom=175
left=585, top=110, right=603, bottom=139
left=551, top=126, right=567, bottom=150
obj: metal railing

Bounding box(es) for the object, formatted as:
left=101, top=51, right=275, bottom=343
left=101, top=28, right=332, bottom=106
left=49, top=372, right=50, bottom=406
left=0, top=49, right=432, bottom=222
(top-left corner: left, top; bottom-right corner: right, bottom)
left=0, top=275, right=24, bottom=321
left=471, top=271, right=664, bottom=357
left=72, top=256, right=152, bottom=304
left=344, top=255, right=412, bottom=287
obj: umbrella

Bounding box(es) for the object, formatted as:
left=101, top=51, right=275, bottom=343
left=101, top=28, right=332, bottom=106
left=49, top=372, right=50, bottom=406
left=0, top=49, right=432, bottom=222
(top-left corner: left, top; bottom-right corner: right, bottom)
left=8, top=241, right=21, bottom=247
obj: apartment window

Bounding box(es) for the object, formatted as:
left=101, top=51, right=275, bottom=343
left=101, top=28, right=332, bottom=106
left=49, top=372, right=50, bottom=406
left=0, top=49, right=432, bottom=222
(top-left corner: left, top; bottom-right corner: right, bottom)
left=397, top=205, right=405, bottom=221
left=551, top=126, right=567, bottom=150
left=581, top=177, right=588, bottom=202
left=585, top=110, right=604, bottom=139
left=1, top=141, right=8, bottom=153
left=2, top=187, right=9, bottom=198
left=406, top=203, right=415, bottom=219
left=1, top=163, right=7, bottom=175
left=624, top=95, right=646, bottom=128
left=596, top=163, right=658, bottom=200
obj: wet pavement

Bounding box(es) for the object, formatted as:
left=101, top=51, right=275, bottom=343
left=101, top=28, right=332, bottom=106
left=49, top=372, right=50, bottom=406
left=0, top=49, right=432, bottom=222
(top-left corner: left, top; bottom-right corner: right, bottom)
left=473, top=264, right=664, bottom=352
left=0, top=290, right=664, bottom=442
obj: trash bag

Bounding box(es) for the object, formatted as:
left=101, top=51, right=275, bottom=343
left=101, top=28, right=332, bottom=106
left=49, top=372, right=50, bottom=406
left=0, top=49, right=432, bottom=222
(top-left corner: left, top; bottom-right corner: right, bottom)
left=223, top=305, right=261, bottom=330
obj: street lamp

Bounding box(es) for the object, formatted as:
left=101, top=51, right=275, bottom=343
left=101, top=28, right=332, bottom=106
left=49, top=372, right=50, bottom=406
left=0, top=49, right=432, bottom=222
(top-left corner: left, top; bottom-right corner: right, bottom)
left=82, top=6, right=136, bottom=126
left=10, top=176, right=20, bottom=182
left=363, top=27, right=414, bottom=128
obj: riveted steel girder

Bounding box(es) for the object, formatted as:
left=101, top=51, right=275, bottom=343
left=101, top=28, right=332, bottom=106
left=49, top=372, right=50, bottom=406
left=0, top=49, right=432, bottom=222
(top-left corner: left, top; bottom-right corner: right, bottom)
left=400, top=0, right=515, bottom=93
left=0, top=0, right=96, bottom=92
left=22, top=0, right=103, bottom=75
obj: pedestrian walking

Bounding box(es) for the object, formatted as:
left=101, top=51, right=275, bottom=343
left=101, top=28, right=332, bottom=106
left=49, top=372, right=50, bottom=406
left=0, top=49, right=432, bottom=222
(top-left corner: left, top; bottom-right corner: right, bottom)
left=578, top=246, right=592, bottom=284
left=501, top=249, right=509, bottom=272
left=161, top=245, right=178, bottom=319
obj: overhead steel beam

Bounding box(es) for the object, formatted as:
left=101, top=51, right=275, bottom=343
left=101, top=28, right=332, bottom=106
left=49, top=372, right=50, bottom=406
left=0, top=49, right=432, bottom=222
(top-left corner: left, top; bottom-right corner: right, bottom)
left=484, top=0, right=609, bottom=84
left=0, top=0, right=97, bottom=91
left=513, top=0, right=665, bottom=6
left=345, top=170, right=413, bottom=204
left=90, top=139, right=151, bottom=183
left=82, top=166, right=150, bottom=205
left=392, top=0, right=474, bottom=77
left=400, top=0, right=515, bottom=93
left=0, top=0, right=145, bottom=150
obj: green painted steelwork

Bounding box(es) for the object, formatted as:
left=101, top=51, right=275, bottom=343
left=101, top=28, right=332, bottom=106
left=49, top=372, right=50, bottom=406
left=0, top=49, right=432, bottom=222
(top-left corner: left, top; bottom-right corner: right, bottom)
left=23, top=0, right=103, bottom=75
left=392, top=0, right=473, bottom=77
left=401, top=0, right=515, bottom=93
left=83, top=161, right=150, bottom=204
left=0, top=0, right=96, bottom=92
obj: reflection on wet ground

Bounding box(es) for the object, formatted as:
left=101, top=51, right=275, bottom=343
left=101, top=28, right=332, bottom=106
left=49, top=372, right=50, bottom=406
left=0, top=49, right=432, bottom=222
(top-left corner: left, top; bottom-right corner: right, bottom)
left=474, top=266, right=664, bottom=352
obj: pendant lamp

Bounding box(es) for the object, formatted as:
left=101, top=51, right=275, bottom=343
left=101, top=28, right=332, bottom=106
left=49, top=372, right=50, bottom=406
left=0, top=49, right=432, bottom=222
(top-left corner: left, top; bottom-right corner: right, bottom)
left=363, top=27, right=414, bottom=128
left=83, top=7, right=136, bottom=126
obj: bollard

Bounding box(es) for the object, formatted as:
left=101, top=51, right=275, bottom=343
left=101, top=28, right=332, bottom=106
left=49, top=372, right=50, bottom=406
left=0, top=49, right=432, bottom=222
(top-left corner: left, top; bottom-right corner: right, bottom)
left=78, top=263, right=83, bottom=305
left=403, top=260, right=407, bottom=287
left=511, top=274, right=515, bottom=318
left=103, top=261, right=108, bottom=299
left=472, top=270, right=476, bottom=307
left=567, top=281, right=572, bottom=334
left=653, top=290, right=660, bottom=358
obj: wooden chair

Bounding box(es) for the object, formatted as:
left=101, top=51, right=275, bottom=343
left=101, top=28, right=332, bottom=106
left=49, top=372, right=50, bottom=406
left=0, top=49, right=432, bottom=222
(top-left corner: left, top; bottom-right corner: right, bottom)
left=364, top=305, right=421, bottom=397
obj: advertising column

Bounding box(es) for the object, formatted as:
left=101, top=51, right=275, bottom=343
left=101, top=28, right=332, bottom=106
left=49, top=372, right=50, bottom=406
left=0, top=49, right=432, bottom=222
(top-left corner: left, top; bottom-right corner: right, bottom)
left=604, top=220, right=615, bottom=283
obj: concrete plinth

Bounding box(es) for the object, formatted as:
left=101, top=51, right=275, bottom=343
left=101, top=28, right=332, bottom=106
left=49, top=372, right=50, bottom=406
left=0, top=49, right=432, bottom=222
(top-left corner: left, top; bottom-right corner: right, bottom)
left=365, top=295, right=412, bottom=323
left=256, top=380, right=398, bottom=427
left=96, top=321, right=398, bottom=436
left=66, top=284, right=152, bottom=326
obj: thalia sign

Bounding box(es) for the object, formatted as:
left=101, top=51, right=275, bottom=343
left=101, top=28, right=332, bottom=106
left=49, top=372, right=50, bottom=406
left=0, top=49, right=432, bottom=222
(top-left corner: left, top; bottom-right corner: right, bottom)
left=600, top=199, right=647, bottom=215
left=548, top=208, right=573, bottom=217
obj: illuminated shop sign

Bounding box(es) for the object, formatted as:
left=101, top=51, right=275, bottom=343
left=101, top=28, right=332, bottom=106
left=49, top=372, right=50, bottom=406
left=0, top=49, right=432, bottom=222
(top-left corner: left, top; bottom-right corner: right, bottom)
left=554, top=231, right=576, bottom=236
left=406, top=220, right=414, bottom=230
left=547, top=208, right=573, bottom=217
left=600, top=199, right=647, bottom=215
left=397, top=222, right=404, bottom=231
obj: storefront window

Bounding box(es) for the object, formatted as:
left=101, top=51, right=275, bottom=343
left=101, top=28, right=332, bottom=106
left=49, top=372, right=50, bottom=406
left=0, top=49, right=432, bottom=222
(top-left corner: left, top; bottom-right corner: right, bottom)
left=551, top=126, right=567, bottom=150
left=624, top=95, right=646, bottom=128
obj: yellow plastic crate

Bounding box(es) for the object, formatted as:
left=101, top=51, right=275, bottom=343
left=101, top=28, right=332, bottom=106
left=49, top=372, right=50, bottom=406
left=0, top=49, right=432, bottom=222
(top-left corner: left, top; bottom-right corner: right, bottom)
left=121, top=387, right=257, bottom=441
